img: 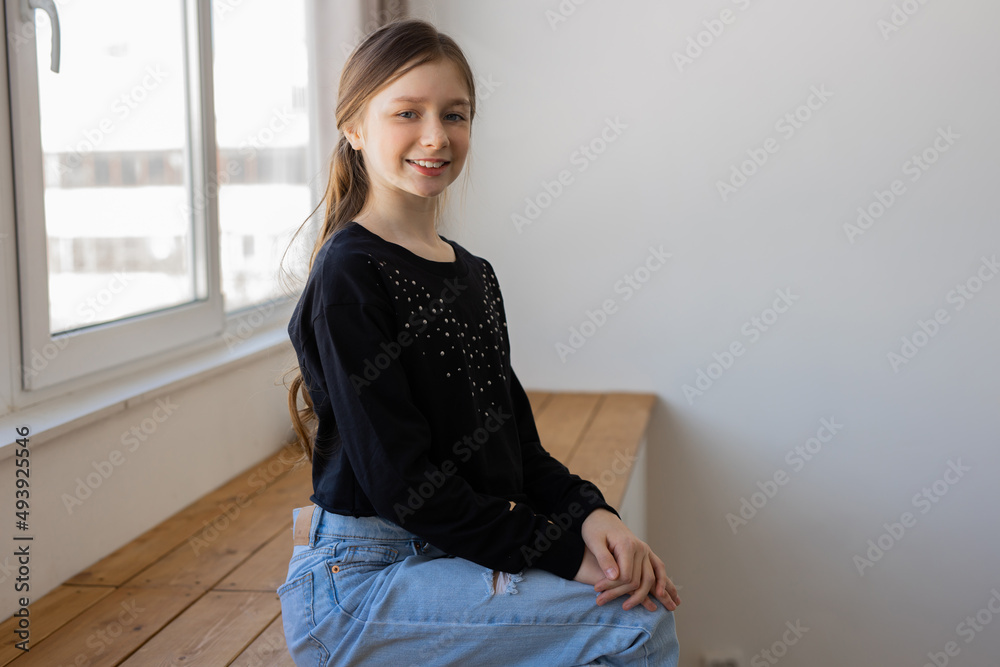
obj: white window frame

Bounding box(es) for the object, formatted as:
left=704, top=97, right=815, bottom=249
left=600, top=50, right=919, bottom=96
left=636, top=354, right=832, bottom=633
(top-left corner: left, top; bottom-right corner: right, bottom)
left=7, top=0, right=226, bottom=392
left=0, top=0, right=324, bottom=428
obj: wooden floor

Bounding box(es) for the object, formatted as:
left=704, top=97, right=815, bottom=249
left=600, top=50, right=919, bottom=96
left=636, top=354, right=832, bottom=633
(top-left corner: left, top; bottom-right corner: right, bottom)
left=0, top=390, right=654, bottom=666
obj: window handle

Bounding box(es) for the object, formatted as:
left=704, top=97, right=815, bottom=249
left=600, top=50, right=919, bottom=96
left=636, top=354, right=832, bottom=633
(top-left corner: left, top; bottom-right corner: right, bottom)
left=21, top=0, right=61, bottom=73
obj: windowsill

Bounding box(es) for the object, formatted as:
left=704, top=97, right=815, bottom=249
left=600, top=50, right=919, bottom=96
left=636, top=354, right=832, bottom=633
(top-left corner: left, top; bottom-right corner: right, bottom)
left=0, top=321, right=294, bottom=462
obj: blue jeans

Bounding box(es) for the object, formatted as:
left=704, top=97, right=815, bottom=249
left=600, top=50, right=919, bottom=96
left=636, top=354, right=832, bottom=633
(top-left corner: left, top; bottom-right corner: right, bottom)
left=277, top=505, right=680, bottom=666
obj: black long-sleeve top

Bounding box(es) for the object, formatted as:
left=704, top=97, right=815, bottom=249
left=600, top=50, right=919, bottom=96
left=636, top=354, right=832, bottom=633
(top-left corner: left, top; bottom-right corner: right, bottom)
left=285, top=221, right=619, bottom=580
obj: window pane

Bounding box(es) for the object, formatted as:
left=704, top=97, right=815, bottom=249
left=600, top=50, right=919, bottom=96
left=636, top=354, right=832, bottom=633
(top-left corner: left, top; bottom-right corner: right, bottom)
left=36, top=1, right=194, bottom=334
left=213, top=1, right=313, bottom=313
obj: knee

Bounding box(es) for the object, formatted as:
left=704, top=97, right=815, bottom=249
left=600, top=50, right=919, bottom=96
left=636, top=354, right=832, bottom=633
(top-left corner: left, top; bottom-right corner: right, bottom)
left=645, top=608, right=680, bottom=663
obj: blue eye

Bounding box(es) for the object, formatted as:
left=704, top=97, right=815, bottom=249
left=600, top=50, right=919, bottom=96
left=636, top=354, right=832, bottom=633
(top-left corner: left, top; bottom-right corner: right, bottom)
left=396, top=111, right=467, bottom=121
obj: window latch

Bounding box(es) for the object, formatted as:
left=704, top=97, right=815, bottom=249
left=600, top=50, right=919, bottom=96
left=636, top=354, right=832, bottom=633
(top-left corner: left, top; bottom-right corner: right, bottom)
left=20, top=0, right=61, bottom=73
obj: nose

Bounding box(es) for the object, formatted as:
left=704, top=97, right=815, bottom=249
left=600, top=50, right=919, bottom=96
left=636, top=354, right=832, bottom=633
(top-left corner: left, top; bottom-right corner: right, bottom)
left=420, top=117, right=449, bottom=149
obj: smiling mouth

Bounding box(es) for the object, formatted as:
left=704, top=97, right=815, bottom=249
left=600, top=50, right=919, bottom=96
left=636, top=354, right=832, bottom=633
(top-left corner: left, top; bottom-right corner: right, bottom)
left=406, top=159, right=451, bottom=177
left=406, top=159, right=450, bottom=168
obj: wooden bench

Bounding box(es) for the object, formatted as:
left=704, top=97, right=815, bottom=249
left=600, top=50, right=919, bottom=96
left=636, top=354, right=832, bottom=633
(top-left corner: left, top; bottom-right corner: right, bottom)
left=0, top=391, right=655, bottom=666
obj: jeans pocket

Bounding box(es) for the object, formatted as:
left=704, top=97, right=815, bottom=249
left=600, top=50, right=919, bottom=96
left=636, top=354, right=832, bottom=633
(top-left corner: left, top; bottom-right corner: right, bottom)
left=327, top=544, right=400, bottom=617
left=276, top=569, right=332, bottom=665
left=277, top=569, right=316, bottom=629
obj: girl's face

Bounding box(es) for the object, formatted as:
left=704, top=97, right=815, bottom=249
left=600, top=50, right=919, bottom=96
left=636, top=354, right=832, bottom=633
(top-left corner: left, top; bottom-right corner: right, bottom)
left=351, top=58, right=471, bottom=203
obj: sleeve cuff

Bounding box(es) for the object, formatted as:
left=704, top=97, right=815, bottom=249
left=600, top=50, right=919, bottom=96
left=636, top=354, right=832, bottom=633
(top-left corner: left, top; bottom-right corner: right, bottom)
left=520, top=519, right=587, bottom=580
left=555, top=482, right=621, bottom=534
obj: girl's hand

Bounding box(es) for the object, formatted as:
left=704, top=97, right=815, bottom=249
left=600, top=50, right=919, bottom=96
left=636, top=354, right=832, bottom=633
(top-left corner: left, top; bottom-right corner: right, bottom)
left=580, top=509, right=681, bottom=612
left=573, top=545, right=660, bottom=612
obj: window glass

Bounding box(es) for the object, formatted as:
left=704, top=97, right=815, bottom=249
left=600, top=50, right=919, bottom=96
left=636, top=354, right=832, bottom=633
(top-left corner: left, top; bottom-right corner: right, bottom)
left=35, top=1, right=193, bottom=333
left=212, top=1, right=312, bottom=312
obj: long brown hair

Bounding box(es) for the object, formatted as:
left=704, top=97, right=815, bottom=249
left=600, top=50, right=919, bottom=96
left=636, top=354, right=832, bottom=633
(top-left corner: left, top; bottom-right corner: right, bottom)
left=279, top=18, right=478, bottom=462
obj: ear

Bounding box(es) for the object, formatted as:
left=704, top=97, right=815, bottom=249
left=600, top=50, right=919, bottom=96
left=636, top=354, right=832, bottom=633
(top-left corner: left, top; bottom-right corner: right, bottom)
left=344, top=123, right=365, bottom=151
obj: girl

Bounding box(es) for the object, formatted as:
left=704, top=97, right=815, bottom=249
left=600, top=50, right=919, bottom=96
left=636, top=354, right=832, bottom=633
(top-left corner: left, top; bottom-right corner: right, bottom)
left=278, top=18, right=681, bottom=667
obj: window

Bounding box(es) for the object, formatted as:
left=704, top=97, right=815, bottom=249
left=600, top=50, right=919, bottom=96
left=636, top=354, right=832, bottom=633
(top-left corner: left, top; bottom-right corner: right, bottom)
left=5, top=0, right=316, bottom=398
left=212, top=0, right=315, bottom=313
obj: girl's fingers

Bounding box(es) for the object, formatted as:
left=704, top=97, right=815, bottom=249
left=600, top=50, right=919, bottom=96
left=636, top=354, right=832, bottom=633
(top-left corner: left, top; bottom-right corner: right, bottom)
left=655, top=575, right=679, bottom=610
left=596, top=565, right=681, bottom=610
left=631, top=549, right=644, bottom=590
left=665, top=574, right=681, bottom=606
left=648, top=551, right=681, bottom=609
left=614, top=540, right=634, bottom=585
left=594, top=539, right=641, bottom=593
left=621, top=557, right=656, bottom=610
left=595, top=579, right=641, bottom=605
left=651, top=554, right=676, bottom=604
left=597, top=556, right=653, bottom=609
left=593, top=542, right=683, bottom=612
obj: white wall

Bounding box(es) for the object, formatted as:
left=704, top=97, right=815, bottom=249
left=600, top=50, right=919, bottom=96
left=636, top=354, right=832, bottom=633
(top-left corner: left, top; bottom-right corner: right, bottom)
left=412, top=1, right=1000, bottom=665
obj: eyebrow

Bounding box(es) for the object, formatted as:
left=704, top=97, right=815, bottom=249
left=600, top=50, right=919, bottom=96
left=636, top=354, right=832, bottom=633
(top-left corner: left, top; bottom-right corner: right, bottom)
left=388, top=96, right=471, bottom=109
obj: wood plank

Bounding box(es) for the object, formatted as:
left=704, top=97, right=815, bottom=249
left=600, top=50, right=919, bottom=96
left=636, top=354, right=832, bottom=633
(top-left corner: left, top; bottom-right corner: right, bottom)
left=66, top=445, right=307, bottom=587
left=0, top=584, right=115, bottom=667
left=4, top=587, right=196, bottom=667
left=565, top=393, right=656, bottom=508
left=120, top=464, right=311, bottom=591
left=213, top=521, right=293, bottom=593
left=119, top=591, right=280, bottom=666
left=532, top=393, right=602, bottom=462
left=524, top=390, right=552, bottom=416
left=230, top=615, right=296, bottom=667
